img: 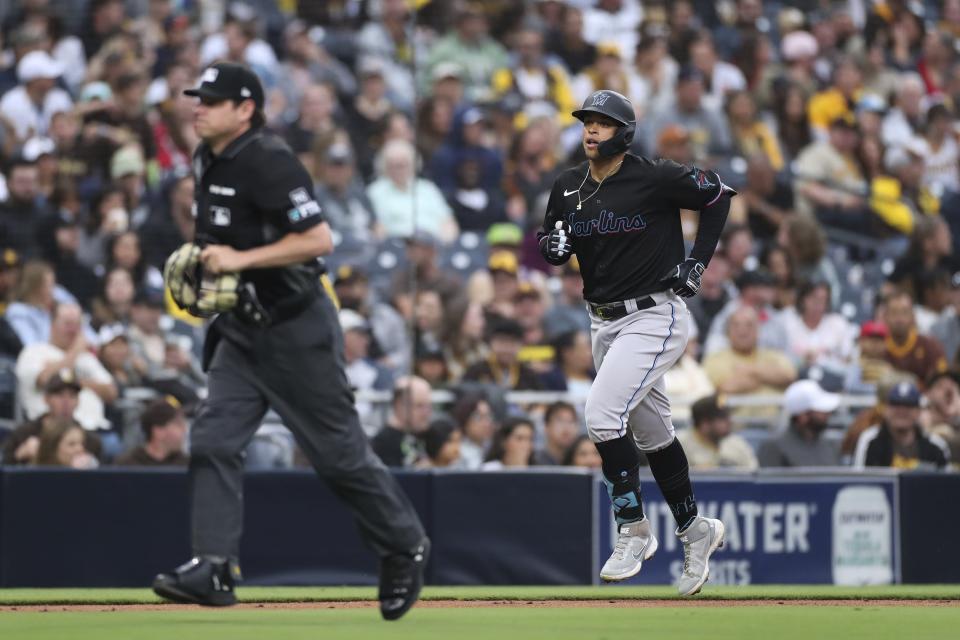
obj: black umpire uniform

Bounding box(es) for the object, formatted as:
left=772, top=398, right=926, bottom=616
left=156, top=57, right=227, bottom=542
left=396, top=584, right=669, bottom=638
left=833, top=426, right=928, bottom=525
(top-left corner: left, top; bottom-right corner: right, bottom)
left=155, top=63, right=426, bottom=614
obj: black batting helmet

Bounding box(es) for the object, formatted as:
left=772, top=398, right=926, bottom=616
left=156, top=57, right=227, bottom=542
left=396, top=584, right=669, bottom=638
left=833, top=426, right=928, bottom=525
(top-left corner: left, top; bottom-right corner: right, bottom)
left=572, top=90, right=636, bottom=157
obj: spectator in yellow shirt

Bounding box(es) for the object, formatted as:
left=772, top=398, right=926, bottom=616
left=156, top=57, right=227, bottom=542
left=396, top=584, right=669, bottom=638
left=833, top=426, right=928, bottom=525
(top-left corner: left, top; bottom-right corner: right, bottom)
left=703, top=306, right=797, bottom=417
left=807, top=57, right=862, bottom=139
left=491, top=27, right=576, bottom=130
left=726, top=90, right=784, bottom=171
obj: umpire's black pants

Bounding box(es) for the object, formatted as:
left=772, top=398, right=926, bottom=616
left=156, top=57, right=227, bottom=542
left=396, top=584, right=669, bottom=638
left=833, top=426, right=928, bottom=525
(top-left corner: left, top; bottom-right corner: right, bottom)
left=189, top=292, right=425, bottom=561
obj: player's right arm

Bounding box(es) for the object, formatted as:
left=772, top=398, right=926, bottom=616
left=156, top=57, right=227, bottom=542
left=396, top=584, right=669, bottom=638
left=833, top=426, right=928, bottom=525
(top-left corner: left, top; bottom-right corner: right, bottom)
left=537, top=181, right=573, bottom=266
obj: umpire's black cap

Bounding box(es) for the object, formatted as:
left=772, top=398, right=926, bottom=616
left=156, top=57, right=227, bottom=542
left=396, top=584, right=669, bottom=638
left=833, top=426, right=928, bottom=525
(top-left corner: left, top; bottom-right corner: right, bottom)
left=572, top=90, right=636, bottom=128
left=184, top=62, right=265, bottom=110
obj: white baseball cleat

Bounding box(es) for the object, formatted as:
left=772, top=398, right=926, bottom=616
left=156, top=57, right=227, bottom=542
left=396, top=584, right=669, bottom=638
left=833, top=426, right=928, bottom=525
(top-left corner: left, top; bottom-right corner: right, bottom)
left=600, top=518, right=659, bottom=582
left=676, top=516, right=725, bottom=596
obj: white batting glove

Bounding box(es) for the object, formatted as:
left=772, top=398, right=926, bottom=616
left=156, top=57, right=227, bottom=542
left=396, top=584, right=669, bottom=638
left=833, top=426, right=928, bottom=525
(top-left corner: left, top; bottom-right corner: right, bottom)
left=548, top=220, right=572, bottom=260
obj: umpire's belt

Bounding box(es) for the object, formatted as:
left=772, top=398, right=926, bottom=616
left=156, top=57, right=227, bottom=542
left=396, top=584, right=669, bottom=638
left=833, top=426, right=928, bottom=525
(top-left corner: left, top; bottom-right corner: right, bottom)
left=237, top=284, right=320, bottom=327
left=588, top=295, right=655, bottom=321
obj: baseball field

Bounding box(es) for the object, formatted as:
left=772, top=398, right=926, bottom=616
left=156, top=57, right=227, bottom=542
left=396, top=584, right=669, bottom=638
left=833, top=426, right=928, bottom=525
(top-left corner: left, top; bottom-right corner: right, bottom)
left=0, top=585, right=957, bottom=640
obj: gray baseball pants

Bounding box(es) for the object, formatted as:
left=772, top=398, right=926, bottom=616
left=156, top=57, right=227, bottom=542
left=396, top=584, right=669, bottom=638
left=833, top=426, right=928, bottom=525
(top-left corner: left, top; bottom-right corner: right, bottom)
left=585, top=291, right=690, bottom=451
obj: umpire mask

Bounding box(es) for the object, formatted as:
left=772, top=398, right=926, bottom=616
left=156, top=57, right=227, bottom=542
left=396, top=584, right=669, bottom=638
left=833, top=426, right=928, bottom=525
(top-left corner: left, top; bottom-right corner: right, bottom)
left=572, top=90, right=637, bottom=157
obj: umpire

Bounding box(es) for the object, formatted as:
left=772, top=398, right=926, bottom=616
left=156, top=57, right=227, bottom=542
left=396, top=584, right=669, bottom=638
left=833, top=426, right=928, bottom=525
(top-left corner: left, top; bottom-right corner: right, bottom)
left=153, top=62, right=428, bottom=621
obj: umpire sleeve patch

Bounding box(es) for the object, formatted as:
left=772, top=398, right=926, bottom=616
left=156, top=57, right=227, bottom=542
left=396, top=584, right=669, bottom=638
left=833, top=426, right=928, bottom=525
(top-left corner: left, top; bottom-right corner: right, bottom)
left=287, top=187, right=322, bottom=223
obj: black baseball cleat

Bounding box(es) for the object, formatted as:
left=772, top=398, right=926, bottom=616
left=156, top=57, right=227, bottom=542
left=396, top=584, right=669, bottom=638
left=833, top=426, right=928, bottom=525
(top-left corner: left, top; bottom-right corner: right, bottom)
left=379, top=538, right=430, bottom=621
left=152, top=557, right=239, bottom=607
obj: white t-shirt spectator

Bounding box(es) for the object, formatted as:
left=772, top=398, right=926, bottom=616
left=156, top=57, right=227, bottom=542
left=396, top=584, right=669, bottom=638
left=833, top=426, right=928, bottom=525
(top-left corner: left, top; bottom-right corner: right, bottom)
left=15, top=343, right=114, bottom=430
left=582, top=0, right=644, bottom=62
left=0, top=85, right=73, bottom=140
left=776, top=307, right=857, bottom=369
left=880, top=108, right=920, bottom=150
left=702, top=62, right=747, bottom=112
left=915, top=136, right=960, bottom=196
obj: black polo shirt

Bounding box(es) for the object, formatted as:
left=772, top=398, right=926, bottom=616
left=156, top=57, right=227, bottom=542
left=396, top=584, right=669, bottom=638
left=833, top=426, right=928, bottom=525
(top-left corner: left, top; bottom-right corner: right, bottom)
left=192, top=127, right=325, bottom=307
left=541, top=154, right=725, bottom=304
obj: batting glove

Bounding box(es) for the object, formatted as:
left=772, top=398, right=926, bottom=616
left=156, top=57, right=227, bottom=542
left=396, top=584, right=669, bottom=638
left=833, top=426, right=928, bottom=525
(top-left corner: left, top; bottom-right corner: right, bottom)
left=660, top=258, right=705, bottom=298
left=542, top=220, right=573, bottom=265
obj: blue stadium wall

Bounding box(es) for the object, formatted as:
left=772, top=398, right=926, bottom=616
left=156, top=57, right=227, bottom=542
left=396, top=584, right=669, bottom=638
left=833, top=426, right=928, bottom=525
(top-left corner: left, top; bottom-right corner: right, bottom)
left=0, top=468, right=956, bottom=587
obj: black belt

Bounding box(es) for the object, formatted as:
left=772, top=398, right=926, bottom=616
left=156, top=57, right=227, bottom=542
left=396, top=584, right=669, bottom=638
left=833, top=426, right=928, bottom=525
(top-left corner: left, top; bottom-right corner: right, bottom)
left=236, top=284, right=320, bottom=327
left=588, top=295, right=656, bottom=321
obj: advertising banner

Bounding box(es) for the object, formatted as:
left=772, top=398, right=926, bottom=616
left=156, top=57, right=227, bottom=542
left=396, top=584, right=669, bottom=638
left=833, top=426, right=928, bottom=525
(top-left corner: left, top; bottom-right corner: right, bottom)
left=596, top=475, right=899, bottom=585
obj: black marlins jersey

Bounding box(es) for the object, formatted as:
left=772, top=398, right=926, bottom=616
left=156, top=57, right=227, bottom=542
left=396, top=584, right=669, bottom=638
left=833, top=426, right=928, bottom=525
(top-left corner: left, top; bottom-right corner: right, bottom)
left=193, top=128, right=324, bottom=307
left=541, top=154, right=725, bottom=304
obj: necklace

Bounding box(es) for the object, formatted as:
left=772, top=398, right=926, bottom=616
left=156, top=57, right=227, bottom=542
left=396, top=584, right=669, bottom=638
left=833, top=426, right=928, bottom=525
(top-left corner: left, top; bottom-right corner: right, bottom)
left=574, top=160, right=624, bottom=210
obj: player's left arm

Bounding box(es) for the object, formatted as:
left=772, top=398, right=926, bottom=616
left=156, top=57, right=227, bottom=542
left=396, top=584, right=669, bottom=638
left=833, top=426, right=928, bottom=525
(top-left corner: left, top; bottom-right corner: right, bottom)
left=657, top=160, right=736, bottom=297
left=202, top=146, right=332, bottom=274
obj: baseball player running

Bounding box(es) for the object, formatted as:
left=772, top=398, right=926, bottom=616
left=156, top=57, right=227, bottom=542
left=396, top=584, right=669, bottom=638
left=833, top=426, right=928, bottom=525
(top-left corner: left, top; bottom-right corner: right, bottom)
left=539, top=90, right=734, bottom=595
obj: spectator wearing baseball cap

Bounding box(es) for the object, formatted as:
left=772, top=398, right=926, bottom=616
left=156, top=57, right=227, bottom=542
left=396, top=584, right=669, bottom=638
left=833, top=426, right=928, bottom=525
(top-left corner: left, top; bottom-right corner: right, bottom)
left=0, top=50, right=73, bottom=141
left=485, top=250, right=520, bottom=319
left=846, top=320, right=898, bottom=393
left=757, top=379, right=842, bottom=467
left=513, top=282, right=552, bottom=371
left=115, top=396, right=189, bottom=467
left=792, top=109, right=869, bottom=226
left=429, top=62, right=465, bottom=105
left=2, top=368, right=102, bottom=466
left=486, top=222, right=523, bottom=252
left=334, top=265, right=412, bottom=376
left=677, top=394, right=757, bottom=470
left=852, top=381, right=949, bottom=470
left=339, top=308, right=393, bottom=436
left=313, top=139, right=378, bottom=242
left=656, top=124, right=694, bottom=165
left=462, top=316, right=543, bottom=391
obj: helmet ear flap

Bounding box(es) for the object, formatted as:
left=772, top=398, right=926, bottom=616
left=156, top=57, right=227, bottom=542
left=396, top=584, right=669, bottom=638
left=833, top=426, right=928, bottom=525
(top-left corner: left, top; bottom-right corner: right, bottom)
left=596, top=123, right=636, bottom=157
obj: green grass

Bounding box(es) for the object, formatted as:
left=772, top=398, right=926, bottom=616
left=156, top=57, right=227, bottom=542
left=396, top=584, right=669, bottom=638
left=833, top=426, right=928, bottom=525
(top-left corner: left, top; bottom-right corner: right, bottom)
left=0, top=584, right=957, bottom=605
left=0, top=606, right=957, bottom=640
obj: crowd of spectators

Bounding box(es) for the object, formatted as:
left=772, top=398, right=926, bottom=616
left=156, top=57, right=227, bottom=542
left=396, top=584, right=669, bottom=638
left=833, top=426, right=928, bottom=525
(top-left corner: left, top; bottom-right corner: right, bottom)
left=0, top=0, right=959, bottom=474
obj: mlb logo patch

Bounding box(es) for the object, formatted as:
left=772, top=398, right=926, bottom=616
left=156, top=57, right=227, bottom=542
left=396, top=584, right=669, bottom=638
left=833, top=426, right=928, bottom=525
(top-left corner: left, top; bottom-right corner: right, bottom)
left=210, top=206, right=231, bottom=226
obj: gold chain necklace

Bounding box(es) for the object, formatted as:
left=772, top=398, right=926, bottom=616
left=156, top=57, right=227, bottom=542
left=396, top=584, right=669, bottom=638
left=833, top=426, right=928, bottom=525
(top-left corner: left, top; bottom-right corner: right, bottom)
left=575, top=160, right=624, bottom=210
